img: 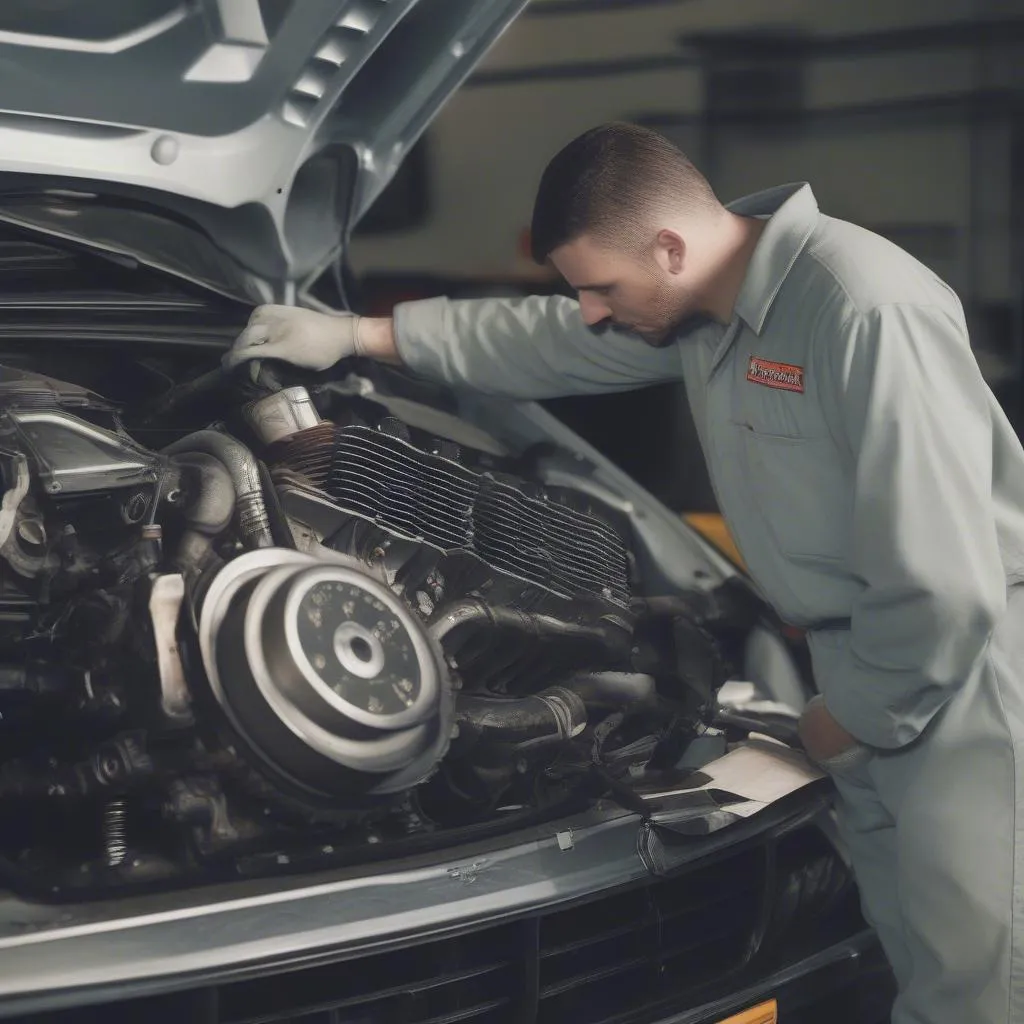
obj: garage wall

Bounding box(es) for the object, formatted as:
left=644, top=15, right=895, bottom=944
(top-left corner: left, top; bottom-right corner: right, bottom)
left=350, top=63, right=703, bottom=279
left=350, top=0, right=1023, bottom=322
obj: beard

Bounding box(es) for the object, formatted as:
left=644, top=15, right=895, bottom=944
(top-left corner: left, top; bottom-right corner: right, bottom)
left=627, top=280, right=703, bottom=346
left=643, top=311, right=717, bottom=345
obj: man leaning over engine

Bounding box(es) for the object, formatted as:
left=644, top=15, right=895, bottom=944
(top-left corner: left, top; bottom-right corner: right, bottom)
left=224, top=122, right=1024, bottom=1024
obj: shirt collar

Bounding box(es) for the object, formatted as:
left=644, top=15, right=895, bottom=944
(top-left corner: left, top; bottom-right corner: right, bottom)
left=728, top=183, right=819, bottom=335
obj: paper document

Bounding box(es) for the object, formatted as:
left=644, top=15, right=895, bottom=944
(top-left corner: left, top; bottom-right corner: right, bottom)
left=642, top=738, right=826, bottom=834
left=701, top=738, right=824, bottom=806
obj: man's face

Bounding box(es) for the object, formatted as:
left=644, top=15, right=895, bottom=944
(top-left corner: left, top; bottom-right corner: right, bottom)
left=549, top=233, right=695, bottom=344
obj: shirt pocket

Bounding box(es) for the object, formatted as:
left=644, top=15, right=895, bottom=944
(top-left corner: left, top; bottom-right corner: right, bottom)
left=737, top=424, right=851, bottom=564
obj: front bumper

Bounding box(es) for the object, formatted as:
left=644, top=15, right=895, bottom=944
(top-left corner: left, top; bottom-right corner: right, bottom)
left=0, top=789, right=886, bottom=1022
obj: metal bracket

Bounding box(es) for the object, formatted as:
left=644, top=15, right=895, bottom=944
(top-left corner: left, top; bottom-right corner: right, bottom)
left=149, top=573, right=193, bottom=724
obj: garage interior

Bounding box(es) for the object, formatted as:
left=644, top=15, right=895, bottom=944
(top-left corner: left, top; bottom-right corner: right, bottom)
left=0, top=1, right=1017, bottom=1022
left=351, top=0, right=1024, bottom=517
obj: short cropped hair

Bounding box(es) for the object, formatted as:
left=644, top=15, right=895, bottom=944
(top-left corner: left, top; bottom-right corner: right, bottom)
left=530, top=122, right=720, bottom=264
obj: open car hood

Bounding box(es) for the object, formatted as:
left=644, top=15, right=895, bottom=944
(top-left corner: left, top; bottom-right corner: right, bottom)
left=0, top=0, right=528, bottom=304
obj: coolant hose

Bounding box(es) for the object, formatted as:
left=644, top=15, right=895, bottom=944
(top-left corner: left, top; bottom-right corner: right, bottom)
left=563, top=672, right=657, bottom=708
left=430, top=599, right=632, bottom=656
left=454, top=686, right=587, bottom=751
left=164, top=430, right=273, bottom=549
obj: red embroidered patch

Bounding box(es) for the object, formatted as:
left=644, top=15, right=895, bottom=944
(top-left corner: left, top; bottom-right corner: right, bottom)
left=747, top=356, right=804, bottom=393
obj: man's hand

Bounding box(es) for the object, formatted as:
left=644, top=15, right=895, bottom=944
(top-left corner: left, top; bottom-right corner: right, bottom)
left=798, top=694, right=859, bottom=763
left=222, top=306, right=399, bottom=374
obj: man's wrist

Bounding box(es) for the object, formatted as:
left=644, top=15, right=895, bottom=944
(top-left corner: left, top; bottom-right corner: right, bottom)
left=798, top=694, right=860, bottom=762
left=354, top=316, right=400, bottom=365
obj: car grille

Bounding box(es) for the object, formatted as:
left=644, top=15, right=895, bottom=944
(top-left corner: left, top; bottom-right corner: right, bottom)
left=209, top=850, right=759, bottom=1024
left=19, top=845, right=769, bottom=1024
left=536, top=850, right=762, bottom=1023
left=218, top=924, right=523, bottom=1024
left=207, top=850, right=761, bottom=1024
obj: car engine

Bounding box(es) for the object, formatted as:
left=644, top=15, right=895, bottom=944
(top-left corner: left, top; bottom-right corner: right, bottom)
left=0, top=363, right=752, bottom=899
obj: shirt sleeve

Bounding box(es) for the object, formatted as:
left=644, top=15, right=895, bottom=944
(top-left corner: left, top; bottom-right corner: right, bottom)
left=391, top=294, right=686, bottom=399
left=820, top=301, right=1007, bottom=749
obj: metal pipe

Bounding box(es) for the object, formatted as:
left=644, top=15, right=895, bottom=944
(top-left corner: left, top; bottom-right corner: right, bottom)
left=164, top=430, right=273, bottom=549
left=166, top=452, right=237, bottom=574
left=243, top=387, right=320, bottom=445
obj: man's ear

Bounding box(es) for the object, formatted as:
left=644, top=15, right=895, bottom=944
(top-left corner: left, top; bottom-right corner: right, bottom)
left=654, top=229, right=685, bottom=275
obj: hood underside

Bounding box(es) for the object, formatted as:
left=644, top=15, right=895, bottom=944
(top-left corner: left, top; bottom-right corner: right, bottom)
left=0, top=0, right=528, bottom=302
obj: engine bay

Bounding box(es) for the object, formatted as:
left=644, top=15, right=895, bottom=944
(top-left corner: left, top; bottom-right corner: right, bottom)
left=0, top=358, right=762, bottom=899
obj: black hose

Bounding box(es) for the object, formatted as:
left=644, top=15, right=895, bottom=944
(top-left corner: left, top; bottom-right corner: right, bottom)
left=713, top=707, right=803, bottom=748
left=563, top=672, right=657, bottom=708
left=453, top=686, right=586, bottom=752
left=138, top=367, right=226, bottom=425
left=430, top=599, right=632, bottom=656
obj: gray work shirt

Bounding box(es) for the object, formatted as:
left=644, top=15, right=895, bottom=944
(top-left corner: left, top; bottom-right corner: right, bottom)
left=392, top=183, right=1024, bottom=749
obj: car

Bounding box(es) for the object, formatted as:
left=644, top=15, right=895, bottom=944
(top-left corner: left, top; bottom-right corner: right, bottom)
left=0, top=3, right=894, bottom=1022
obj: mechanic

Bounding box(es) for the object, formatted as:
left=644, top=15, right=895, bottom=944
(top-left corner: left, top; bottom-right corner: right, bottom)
left=224, top=123, right=1024, bottom=1024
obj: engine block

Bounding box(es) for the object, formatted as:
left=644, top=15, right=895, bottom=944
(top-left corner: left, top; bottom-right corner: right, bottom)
left=0, top=370, right=732, bottom=898
left=273, top=423, right=632, bottom=608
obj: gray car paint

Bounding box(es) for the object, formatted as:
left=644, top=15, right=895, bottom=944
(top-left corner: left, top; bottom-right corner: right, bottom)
left=0, top=0, right=529, bottom=300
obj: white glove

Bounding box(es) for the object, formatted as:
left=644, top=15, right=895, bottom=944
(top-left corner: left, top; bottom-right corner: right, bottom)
left=222, top=305, right=363, bottom=374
